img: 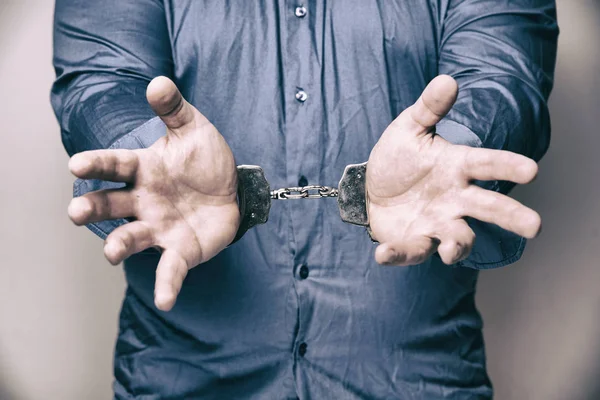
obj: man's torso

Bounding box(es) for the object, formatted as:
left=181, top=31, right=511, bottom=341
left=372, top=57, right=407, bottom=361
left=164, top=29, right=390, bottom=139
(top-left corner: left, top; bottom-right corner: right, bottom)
left=115, top=2, right=491, bottom=398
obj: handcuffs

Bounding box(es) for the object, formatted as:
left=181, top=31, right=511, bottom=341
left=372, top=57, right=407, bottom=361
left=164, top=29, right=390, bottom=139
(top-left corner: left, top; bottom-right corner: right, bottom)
left=231, top=162, right=376, bottom=244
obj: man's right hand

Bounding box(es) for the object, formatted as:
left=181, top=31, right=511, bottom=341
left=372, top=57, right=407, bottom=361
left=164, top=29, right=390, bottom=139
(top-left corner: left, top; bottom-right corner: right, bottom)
left=68, top=76, right=239, bottom=312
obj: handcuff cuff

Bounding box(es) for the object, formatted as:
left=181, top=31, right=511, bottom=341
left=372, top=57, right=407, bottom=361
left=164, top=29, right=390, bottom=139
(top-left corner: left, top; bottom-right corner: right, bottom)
left=231, top=162, right=377, bottom=244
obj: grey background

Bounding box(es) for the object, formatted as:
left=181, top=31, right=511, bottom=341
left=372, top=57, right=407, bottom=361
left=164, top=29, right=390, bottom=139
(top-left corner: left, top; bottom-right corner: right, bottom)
left=0, top=0, right=597, bottom=399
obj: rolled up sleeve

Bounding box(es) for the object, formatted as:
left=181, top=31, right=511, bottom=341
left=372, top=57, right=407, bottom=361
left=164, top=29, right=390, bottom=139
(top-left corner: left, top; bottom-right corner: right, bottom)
left=51, top=0, right=173, bottom=238
left=434, top=0, right=558, bottom=268
left=437, top=0, right=558, bottom=186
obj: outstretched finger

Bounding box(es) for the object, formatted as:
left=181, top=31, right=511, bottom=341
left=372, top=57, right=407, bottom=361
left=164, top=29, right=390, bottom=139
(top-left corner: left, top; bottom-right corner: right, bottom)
left=402, top=75, right=458, bottom=131
left=154, top=249, right=189, bottom=311
left=146, top=76, right=204, bottom=133
left=375, top=236, right=437, bottom=266
left=69, top=149, right=139, bottom=182
left=463, top=147, right=538, bottom=184
left=461, top=186, right=542, bottom=239
left=104, top=221, right=155, bottom=265
left=68, top=189, right=136, bottom=226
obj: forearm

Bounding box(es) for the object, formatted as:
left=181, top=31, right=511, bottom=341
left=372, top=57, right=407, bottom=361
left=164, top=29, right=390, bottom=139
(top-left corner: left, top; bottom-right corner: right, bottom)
left=437, top=0, right=558, bottom=193
left=440, top=78, right=550, bottom=154
left=51, top=0, right=173, bottom=238
left=52, top=76, right=158, bottom=155
left=56, top=82, right=168, bottom=240
left=51, top=0, right=172, bottom=154
left=436, top=77, right=551, bottom=193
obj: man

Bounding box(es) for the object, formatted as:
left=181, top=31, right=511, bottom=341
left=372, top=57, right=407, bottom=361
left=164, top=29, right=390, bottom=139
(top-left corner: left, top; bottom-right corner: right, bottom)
left=51, top=1, right=558, bottom=398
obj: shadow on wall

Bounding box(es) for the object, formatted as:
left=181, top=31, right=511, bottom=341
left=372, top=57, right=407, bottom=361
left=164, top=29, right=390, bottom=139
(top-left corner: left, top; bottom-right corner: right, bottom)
left=0, top=5, right=23, bottom=400
left=0, top=351, right=20, bottom=400
left=587, top=326, right=600, bottom=399
left=559, top=0, right=600, bottom=400
left=1, top=3, right=19, bottom=396
left=476, top=1, right=600, bottom=399
left=582, top=11, right=600, bottom=400
left=0, top=385, right=17, bottom=400
left=0, top=0, right=41, bottom=400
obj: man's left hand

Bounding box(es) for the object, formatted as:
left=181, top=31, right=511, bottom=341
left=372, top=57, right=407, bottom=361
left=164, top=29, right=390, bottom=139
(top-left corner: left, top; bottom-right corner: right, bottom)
left=367, top=75, right=541, bottom=266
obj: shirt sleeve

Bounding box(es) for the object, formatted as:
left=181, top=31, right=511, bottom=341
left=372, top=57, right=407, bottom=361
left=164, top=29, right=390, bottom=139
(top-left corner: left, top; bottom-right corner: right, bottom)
left=51, top=0, right=173, bottom=238
left=433, top=0, right=558, bottom=269
left=436, top=0, right=558, bottom=192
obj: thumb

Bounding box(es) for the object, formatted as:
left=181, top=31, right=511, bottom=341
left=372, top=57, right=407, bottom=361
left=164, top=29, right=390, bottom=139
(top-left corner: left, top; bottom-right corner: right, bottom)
left=404, top=74, right=458, bottom=130
left=146, top=76, right=197, bottom=131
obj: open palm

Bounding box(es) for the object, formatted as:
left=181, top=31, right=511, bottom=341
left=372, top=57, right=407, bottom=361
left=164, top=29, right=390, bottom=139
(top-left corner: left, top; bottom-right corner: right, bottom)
left=367, top=76, right=541, bottom=266
left=68, top=77, right=239, bottom=311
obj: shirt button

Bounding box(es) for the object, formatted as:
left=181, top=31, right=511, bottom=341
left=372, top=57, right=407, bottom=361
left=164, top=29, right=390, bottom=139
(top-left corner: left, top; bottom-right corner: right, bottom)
left=298, top=264, right=309, bottom=279
left=295, top=90, right=308, bottom=102
left=295, top=6, right=307, bottom=18
left=298, top=342, right=307, bottom=357
left=298, top=175, right=308, bottom=187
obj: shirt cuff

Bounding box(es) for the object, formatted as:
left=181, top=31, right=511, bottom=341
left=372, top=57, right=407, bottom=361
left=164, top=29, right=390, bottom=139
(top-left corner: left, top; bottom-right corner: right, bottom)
left=435, top=119, right=527, bottom=270
left=72, top=117, right=166, bottom=239
left=435, top=119, right=483, bottom=148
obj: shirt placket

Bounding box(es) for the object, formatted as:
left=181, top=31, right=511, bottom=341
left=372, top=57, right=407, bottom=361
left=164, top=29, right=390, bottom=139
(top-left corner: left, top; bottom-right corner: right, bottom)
left=283, top=1, right=324, bottom=397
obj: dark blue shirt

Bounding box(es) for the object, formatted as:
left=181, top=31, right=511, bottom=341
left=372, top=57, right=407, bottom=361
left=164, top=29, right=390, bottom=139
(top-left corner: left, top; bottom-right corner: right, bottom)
left=52, top=1, right=557, bottom=398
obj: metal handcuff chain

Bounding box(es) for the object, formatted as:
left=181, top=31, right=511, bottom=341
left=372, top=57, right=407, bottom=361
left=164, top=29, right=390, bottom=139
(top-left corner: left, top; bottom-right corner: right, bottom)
left=271, top=185, right=339, bottom=200
left=230, top=162, right=374, bottom=245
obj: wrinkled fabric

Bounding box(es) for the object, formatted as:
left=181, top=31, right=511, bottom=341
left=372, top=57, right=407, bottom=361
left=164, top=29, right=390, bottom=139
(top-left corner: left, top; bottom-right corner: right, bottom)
left=51, top=1, right=557, bottom=398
